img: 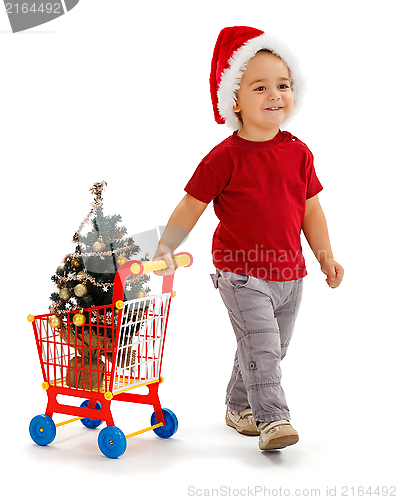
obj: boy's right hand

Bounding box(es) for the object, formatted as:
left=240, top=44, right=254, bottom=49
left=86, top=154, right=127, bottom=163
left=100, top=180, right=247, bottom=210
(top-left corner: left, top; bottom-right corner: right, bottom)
left=153, top=252, right=177, bottom=276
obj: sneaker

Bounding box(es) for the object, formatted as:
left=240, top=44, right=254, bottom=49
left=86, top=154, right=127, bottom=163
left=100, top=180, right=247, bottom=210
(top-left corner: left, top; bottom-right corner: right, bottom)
left=225, top=406, right=260, bottom=436
left=258, top=419, right=299, bottom=450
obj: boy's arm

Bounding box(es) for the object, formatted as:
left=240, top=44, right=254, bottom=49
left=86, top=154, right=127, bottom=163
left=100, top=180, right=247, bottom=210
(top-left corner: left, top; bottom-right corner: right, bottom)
left=153, top=193, right=208, bottom=275
left=302, top=195, right=344, bottom=288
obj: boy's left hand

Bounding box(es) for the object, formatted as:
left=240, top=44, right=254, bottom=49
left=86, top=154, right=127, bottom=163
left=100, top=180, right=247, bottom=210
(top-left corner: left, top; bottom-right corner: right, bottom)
left=321, top=259, right=344, bottom=288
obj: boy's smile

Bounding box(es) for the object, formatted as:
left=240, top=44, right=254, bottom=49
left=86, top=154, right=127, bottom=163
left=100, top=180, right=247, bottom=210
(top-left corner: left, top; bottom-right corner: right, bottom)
left=233, top=51, right=294, bottom=141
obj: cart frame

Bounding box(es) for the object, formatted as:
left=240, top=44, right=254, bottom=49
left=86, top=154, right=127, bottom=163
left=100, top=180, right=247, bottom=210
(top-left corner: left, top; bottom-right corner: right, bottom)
left=28, top=252, right=192, bottom=458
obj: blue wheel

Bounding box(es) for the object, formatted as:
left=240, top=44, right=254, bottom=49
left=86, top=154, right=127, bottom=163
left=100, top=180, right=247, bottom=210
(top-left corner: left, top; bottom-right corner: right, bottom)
left=98, top=426, right=127, bottom=459
left=29, top=414, right=56, bottom=446
left=151, top=408, right=178, bottom=439
left=80, top=400, right=103, bottom=429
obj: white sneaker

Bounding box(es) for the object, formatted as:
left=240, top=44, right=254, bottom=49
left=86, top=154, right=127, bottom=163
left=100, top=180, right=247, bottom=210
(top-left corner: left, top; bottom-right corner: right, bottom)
left=225, top=406, right=260, bottom=435
left=258, top=419, right=299, bottom=450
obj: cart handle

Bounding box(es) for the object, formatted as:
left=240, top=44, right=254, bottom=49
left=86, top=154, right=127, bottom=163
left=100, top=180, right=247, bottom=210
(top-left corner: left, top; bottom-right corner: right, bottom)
left=130, top=252, right=193, bottom=276
left=112, top=252, right=193, bottom=304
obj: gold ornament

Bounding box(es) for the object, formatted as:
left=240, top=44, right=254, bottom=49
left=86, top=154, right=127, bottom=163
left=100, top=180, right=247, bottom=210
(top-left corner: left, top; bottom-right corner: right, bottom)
left=73, top=313, right=86, bottom=326
left=136, top=289, right=146, bottom=298
left=117, top=255, right=128, bottom=266
left=78, top=269, right=88, bottom=277
left=74, top=283, right=88, bottom=297
left=59, top=288, right=71, bottom=300
left=49, top=315, right=61, bottom=328
left=57, top=263, right=65, bottom=273
left=93, top=236, right=106, bottom=252
left=71, top=259, right=81, bottom=269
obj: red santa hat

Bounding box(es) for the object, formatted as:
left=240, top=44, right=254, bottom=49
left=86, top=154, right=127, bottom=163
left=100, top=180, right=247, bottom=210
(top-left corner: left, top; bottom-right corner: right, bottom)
left=210, top=26, right=306, bottom=130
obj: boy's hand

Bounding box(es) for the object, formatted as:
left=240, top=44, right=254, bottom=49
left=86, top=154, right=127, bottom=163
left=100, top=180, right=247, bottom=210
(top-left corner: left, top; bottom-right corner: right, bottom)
left=321, top=259, right=344, bottom=288
left=153, top=252, right=177, bottom=276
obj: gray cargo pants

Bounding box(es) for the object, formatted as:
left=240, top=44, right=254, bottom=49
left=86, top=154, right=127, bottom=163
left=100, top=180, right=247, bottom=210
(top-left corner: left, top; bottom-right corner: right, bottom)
left=211, top=270, right=303, bottom=423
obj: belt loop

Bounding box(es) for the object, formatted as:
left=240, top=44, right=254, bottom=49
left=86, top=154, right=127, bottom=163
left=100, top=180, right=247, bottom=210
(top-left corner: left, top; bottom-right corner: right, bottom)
left=210, top=270, right=221, bottom=289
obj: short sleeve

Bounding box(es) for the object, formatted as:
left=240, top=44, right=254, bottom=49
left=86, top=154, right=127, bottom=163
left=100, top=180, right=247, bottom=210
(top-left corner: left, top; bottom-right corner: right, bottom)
left=184, top=147, right=233, bottom=204
left=306, top=149, right=323, bottom=199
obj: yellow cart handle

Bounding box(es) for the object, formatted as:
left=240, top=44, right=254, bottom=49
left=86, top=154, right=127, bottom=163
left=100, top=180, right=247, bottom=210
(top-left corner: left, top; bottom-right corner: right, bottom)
left=112, top=252, right=192, bottom=302
left=130, top=252, right=193, bottom=276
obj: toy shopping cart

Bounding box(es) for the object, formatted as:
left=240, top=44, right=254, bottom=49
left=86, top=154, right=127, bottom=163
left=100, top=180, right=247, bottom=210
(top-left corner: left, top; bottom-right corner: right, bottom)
left=28, top=252, right=192, bottom=459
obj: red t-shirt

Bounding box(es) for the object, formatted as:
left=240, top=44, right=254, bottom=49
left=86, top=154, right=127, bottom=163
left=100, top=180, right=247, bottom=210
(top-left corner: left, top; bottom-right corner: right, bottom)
left=185, top=131, right=323, bottom=281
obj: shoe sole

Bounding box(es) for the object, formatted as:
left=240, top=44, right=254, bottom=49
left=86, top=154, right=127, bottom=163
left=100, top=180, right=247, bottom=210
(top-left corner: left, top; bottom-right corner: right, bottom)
left=259, top=430, right=299, bottom=451
left=225, top=415, right=260, bottom=436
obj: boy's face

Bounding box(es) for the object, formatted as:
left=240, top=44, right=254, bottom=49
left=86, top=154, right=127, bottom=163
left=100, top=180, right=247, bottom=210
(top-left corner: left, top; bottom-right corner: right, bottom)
left=234, top=51, right=294, bottom=140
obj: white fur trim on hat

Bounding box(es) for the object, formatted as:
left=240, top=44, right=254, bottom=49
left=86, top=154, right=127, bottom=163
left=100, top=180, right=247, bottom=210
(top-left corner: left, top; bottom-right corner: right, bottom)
left=217, top=34, right=306, bottom=131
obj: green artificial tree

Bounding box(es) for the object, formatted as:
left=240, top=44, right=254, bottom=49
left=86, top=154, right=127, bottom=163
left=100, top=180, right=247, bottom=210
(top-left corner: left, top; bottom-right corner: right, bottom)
left=49, top=181, right=150, bottom=319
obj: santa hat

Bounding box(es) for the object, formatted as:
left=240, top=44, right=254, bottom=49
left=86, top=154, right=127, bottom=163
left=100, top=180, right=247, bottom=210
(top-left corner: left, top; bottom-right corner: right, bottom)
left=210, top=26, right=306, bottom=130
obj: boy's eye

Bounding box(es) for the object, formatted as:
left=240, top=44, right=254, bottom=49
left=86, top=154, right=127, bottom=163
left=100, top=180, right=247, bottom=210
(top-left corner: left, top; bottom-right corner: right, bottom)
left=254, top=84, right=290, bottom=92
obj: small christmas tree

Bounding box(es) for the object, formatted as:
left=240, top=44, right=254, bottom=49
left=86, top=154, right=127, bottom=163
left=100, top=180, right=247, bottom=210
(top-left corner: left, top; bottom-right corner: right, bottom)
left=49, top=181, right=150, bottom=317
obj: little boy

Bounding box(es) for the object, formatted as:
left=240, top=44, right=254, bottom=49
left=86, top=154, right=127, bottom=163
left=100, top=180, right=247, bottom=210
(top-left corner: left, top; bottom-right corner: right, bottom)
left=154, top=26, right=344, bottom=451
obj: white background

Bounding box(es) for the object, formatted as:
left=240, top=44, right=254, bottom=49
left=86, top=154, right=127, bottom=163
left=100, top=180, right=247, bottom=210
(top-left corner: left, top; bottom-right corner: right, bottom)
left=1, top=0, right=397, bottom=498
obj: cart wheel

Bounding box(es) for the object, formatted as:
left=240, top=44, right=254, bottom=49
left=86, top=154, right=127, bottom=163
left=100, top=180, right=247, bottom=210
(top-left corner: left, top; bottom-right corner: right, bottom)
left=151, top=408, right=178, bottom=439
left=80, top=400, right=103, bottom=429
left=29, top=414, right=56, bottom=446
left=98, top=426, right=127, bottom=459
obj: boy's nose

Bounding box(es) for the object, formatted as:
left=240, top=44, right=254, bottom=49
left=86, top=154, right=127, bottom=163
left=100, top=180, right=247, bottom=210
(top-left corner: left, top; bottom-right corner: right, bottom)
left=268, top=91, right=281, bottom=100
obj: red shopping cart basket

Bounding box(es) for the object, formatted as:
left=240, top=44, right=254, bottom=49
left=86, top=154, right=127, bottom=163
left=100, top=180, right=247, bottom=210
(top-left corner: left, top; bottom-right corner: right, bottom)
left=28, top=252, right=192, bottom=458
